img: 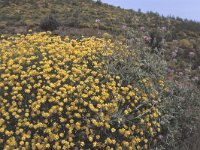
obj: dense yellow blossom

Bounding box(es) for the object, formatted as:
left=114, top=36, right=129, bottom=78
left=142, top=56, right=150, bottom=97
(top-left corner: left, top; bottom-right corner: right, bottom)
left=0, top=32, right=164, bottom=149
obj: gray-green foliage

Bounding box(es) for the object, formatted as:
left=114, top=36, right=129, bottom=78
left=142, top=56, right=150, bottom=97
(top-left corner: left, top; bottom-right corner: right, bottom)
left=105, top=27, right=200, bottom=149
left=105, top=27, right=167, bottom=84
left=157, top=78, right=200, bottom=149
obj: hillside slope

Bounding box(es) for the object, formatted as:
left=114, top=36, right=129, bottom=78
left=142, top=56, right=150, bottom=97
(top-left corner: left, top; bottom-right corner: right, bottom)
left=1, top=0, right=200, bottom=37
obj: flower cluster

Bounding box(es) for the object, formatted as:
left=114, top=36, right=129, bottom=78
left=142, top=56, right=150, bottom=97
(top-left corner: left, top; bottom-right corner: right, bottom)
left=0, top=32, right=163, bottom=149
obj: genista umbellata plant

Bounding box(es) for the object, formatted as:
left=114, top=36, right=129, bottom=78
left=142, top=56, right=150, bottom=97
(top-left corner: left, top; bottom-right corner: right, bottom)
left=0, top=32, right=165, bottom=149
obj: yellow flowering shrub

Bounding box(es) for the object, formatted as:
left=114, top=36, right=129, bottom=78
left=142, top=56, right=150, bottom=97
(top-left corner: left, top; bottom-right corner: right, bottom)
left=0, top=32, right=163, bottom=149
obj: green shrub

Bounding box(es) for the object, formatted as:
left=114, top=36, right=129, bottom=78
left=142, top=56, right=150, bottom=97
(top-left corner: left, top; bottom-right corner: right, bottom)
left=149, top=29, right=165, bottom=50
left=0, top=32, right=164, bottom=150
left=102, top=32, right=113, bottom=39
left=109, top=27, right=200, bottom=149
left=179, top=39, right=193, bottom=49
left=40, top=15, right=60, bottom=31
left=158, top=79, right=200, bottom=149
left=96, top=0, right=102, bottom=5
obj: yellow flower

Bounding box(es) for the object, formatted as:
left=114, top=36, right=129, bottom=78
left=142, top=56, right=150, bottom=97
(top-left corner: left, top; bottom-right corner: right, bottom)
left=140, top=119, right=145, bottom=124
left=93, top=141, right=97, bottom=147
left=89, top=136, right=93, bottom=142
left=111, top=128, right=116, bottom=132
left=45, top=143, right=50, bottom=148
left=123, top=141, right=129, bottom=147
left=115, top=76, right=120, bottom=80
left=25, top=89, right=31, bottom=94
